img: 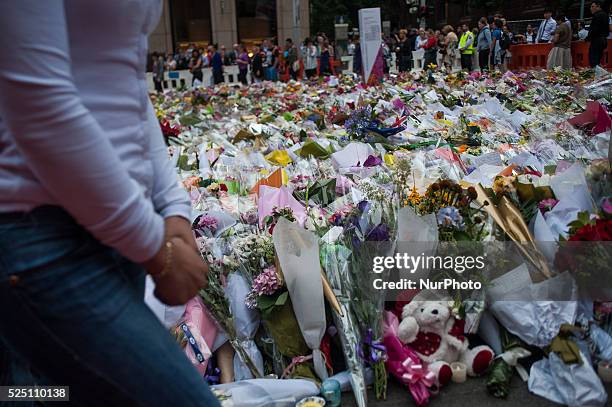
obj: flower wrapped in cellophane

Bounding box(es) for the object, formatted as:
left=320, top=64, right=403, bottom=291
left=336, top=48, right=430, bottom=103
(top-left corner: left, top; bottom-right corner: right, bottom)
left=339, top=180, right=398, bottom=400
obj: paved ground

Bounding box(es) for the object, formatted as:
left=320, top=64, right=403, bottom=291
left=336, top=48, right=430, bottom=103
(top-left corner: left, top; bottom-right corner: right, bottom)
left=341, top=375, right=612, bottom=406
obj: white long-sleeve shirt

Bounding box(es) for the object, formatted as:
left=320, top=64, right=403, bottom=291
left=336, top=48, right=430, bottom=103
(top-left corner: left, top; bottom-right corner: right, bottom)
left=0, top=0, right=191, bottom=263
left=536, top=17, right=557, bottom=42
left=416, top=36, right=429, bottom=50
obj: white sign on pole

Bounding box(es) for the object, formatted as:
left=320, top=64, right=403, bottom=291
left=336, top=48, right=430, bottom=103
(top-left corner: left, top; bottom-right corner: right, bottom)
left=358, top=8, right=382, bottom=84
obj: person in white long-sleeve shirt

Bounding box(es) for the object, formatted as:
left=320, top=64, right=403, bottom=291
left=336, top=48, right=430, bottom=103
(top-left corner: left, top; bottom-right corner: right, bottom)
left=536, top=9, right=557, bottom=42
left=416, top=29, right=429, bottom=50
left=0, top=1, right=219, bottom=406
left=302, top=37, right=318, bottom=78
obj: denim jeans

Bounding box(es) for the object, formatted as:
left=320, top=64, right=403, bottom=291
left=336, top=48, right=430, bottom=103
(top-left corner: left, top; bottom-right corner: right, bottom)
left=0, top=206, right=220, bottom=407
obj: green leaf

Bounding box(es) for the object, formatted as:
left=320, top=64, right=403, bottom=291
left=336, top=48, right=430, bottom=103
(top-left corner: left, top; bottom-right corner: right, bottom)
left=297, top=140, right=332, bottom=158
left=257, top=294, right=277, bottom=311
left=453, top=231, right=472, bottom=241
left=275, top=291, right=289, bottom=306
left=179, top=113, right=201, bottom=126
left=578, top=211, right=591, bottom=225
left=544, top=165, right=557, bottom=175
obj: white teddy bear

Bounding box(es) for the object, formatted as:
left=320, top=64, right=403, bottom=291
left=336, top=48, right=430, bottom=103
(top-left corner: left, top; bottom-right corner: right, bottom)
left=398, top=299, right=493, bottom=380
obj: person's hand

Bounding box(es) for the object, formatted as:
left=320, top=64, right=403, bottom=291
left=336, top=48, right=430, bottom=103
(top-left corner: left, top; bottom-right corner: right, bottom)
left=150, top=237, right=208, bottom=305
left=141, top=216, right=208, bottom=305
left=164, top=216, right=197, bottom=251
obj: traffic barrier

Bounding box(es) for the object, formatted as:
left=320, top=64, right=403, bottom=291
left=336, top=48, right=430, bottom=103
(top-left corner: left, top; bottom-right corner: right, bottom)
left=146, top=65, right=251, bottom=92
left=508, top=40, right=612, bottom=70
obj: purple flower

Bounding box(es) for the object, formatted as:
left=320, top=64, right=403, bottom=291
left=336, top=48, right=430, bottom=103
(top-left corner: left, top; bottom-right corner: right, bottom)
left=352, top=234, right=363, bottom=249
left=335, top=175, right=353, bottom=195
left=328, top=212, right=343, bottom=226
left=367, top=223, right=390, bottom=241
left=357, top=200, right=371, bottom=213
left=392, top=98, right=406, bottom=111
left=363, top=155, right=383, bottom=167
left=197, top=215, right=218, bottom=233
left=538, top=198, right=559, bottom=214
left=602, top=198, right=612, bottom=215
left=240, top=208, right=259, bottom=225
left=345, top=105, right=374, bottom=136
left=251, top=266, right=282, bottom=296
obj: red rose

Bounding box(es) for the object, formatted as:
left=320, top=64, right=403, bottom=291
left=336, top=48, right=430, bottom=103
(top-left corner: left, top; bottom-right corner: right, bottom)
left=569, top=219, right=612, bottom=241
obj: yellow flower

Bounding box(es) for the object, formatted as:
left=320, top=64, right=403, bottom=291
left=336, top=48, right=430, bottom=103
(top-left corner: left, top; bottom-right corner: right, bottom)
left=408, top=186, right=422, bottom=206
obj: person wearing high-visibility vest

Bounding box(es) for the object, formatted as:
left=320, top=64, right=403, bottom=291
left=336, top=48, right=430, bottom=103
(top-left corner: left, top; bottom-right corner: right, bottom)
left=458, top=23, right=475, bottom=72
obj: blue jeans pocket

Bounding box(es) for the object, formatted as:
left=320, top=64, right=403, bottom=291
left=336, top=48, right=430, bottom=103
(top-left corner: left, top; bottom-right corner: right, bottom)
left=0, top=207, right=142, bottom=322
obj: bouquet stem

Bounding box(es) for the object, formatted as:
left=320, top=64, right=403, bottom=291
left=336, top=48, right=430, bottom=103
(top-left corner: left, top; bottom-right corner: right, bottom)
left=373, top=359, right=388, bottom=400
left=229, top=338, right=263, bottom=379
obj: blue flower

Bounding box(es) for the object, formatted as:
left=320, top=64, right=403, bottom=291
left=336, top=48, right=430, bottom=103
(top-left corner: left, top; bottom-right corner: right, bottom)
left=437, top=207, right=465, bottom=230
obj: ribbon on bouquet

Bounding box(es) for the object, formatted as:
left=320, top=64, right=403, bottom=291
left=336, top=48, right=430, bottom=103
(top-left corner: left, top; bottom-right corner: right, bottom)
left=357, top=328, right=387, bottom=364
left=180, top=323, right=206, bottom=364
left=392, top=115, right=409, bottom=128
left=399, top=356, right=437, bottom=406
left=281, top=354, right=314, bottom=379
left=497, top=347, right=531, bottom=381
left=366, top=123, right=406, bottom=137
left=383, top=311, right=435, bottom=406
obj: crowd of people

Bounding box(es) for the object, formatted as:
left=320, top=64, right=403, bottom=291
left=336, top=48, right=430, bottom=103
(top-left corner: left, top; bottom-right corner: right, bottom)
left=383, top=1, right=610, bottom=74
left=151, top=33, right=340, bottom=90
left=150, top=1, right=611, bottom=91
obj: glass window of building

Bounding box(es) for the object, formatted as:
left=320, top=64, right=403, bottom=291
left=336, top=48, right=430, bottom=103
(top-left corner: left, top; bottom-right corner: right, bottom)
left=170, top=0, right=212, bottom=47
left=236, top=0, right=277, bottom=44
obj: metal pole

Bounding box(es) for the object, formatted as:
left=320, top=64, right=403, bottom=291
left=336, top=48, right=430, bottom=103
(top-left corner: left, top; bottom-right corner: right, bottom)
left=580, top=0, right=585, bottom=20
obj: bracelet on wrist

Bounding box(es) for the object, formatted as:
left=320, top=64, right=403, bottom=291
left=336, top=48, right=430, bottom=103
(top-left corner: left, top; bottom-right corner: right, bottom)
left=149, top=240, right=174, bottom=279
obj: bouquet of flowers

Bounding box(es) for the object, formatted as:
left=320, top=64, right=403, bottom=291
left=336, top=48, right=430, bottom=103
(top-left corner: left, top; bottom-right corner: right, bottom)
left=320, top=237, right=367, bottom=406
left=554, top=211, right=612, bottom=298
left=487, top=325, right=531, bottom=398
left=409, top=179, right=487, bottom=242
left=340, top=193, right=397, bottom=400
left=197, top=261, right=263, bottom=379
left=235, top=224, right=317, bottom=380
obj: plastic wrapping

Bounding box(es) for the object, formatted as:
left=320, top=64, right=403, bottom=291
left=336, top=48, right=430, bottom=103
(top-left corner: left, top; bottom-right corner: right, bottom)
left=321, top=242, right=367, bottom=407
left=488, top=265, right=578, bottom=347
left=273, top=219, right=328, bottom=381
left=225, top=273, right=264, bottom=380
left=144, top=275, right=185, bottom=329
left=211, top=378, right=319, bottom=407
left=528, top=350, right=608, bottom=407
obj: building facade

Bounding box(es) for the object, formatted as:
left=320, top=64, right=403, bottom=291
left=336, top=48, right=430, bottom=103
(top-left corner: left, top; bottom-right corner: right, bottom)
left=382, top=0, right=589, bottom=33
left=149, top=0, right=310, bottom=53
left=429, top=0, right=588, bottom=27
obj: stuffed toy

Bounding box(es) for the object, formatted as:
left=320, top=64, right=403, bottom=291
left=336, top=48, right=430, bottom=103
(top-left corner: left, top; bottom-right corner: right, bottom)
left=398, top=299, right=494, bottom=380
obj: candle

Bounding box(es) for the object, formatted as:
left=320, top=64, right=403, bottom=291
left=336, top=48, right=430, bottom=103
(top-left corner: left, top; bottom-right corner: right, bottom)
left=598, top=361, right=612, bottom=383
left=451, top=362, right=467, bottom=383
left=296, top=396, right=326, bottom=407
left=321, top=379, right=341, bottom=407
